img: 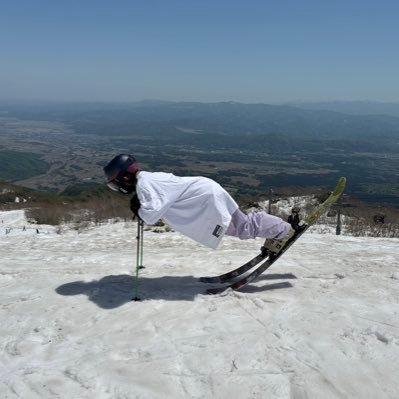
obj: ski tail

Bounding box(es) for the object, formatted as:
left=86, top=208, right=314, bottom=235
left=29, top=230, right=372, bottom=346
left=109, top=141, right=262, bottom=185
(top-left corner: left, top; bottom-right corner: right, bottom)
left=199, top=253, right=267, bottom=284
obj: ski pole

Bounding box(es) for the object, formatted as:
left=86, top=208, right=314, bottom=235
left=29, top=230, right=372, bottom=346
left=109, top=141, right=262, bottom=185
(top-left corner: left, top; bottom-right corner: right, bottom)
left=140, top=219, right=144, bottom=268
left=132, top=219, right=144, bottom=301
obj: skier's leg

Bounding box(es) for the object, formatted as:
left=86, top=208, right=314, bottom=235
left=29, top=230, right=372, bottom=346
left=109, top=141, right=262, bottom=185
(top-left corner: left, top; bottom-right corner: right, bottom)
left=225, top=209, right=254, bottom=239
left=226, top=209, right=291, bottom=240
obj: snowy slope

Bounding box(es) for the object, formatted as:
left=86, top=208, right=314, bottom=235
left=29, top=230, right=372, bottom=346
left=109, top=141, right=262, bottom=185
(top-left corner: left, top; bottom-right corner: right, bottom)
left=1, top=210, right=399, bottom=399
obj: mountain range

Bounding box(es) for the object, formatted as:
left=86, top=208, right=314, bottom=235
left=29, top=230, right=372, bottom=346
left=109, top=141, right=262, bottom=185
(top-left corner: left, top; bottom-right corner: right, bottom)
left=2, top=100, right=399, bottom=142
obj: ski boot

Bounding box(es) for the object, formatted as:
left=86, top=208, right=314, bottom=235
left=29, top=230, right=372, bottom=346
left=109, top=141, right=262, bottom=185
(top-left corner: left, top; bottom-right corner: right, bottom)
left=261, top=227, right=296, bottom=256
left=261, top=216, right=307, bottom=256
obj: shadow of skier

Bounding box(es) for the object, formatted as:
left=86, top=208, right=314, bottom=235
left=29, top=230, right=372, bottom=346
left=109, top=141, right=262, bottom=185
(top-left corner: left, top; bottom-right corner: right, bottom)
left=238, top=281, right=294, bottom=294
left=257, top=273, right=297, bottom=281
left=56, top=274, right=202, bottom=308
left=56, top=273, right=295, bottom=308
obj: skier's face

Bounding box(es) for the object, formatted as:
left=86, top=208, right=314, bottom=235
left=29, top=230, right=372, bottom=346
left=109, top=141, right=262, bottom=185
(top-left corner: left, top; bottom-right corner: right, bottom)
left=107, top=172, right=136, bottom=194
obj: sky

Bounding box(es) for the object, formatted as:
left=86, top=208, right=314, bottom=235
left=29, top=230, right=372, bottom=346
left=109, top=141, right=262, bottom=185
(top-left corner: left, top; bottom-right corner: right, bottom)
left=1, top=0, right=399, bottom=103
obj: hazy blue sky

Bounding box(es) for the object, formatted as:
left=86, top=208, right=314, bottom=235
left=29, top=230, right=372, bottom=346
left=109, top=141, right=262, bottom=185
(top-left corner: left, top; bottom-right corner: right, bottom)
left=1, top=0, right=399, bottom=103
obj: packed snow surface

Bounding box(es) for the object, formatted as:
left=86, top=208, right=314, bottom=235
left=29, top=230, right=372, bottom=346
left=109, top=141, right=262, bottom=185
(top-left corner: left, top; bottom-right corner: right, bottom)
left=1, top=210, right=399, bottom=399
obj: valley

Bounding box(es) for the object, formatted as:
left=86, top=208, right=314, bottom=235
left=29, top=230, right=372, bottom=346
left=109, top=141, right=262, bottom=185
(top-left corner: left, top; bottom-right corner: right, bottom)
left=0, top=101, right=398, bottom=207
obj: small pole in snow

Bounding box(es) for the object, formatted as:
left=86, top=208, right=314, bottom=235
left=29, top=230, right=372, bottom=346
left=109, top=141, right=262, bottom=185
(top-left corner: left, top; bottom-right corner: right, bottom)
left=336, top=197, right=342, bottom=235
left=268, top=188, right=273, bottom=214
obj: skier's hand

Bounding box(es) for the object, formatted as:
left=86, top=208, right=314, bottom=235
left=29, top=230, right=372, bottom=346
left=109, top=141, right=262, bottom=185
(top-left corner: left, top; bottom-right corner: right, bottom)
left=130, top=194, right=142, bottom=221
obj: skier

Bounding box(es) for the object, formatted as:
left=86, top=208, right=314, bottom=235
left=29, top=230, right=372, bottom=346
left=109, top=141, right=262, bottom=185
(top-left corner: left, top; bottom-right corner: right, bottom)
left=288, top=207, right=301, bottom=230
left=103, top=154, right=296, bottom=253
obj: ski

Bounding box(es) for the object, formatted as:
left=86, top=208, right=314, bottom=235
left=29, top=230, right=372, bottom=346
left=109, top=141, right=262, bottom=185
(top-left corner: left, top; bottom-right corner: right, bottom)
left=205, top=176, right=346, bottom=294
left=206, top=227, right=306, bottom=294
left=199, top=252, right=268, bottom=284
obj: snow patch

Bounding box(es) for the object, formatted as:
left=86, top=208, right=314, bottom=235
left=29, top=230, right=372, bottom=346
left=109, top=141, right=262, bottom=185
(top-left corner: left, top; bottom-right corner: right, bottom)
left=1, top=210, right=399, bottom=398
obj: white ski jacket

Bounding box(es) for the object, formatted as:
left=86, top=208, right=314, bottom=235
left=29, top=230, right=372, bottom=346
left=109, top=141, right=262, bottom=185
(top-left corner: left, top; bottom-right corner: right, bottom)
left=136, top=171, right=239, bottom=249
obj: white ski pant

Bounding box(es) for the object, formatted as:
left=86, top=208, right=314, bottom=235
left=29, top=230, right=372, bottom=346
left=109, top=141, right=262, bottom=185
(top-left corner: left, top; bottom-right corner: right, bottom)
left=225, top=209, right=291, bottom=240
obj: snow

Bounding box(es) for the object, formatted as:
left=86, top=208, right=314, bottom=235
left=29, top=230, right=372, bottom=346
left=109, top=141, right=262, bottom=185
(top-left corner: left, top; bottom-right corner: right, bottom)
left=246, top=195, right=318, bottom=218
left=1, top=210, right=399, bottom=399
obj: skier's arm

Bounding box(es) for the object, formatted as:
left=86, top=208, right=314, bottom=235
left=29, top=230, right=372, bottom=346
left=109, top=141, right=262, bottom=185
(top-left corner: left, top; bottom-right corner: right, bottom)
left=130, top=194, right=142, bottom=220
left=137, top=188, right=172, bottom=225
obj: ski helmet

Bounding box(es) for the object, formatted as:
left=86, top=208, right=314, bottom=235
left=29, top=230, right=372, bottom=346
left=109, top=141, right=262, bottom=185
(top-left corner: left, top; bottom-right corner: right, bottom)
left=103, top=154, right=139, bottom=194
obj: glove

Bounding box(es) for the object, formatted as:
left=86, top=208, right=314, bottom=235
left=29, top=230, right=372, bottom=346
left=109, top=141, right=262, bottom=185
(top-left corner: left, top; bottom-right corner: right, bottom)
left=130, top=194, right=141, bottom=220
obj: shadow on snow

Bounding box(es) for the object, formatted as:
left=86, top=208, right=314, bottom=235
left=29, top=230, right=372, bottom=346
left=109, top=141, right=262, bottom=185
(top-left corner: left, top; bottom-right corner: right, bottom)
left=55, top=273, right=296, bottom=308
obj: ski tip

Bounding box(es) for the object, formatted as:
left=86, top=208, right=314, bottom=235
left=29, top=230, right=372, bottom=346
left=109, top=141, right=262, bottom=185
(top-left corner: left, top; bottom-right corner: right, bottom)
left=335, top=176, right=347, bottom=193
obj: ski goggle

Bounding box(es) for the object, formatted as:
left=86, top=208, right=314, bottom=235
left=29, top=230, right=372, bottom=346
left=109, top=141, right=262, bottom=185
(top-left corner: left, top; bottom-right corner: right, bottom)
left=105, top=160, right=139, bottom=194
left=107, top=180, right=127, bottom=193
left=107, top=173, right=136, bottom=194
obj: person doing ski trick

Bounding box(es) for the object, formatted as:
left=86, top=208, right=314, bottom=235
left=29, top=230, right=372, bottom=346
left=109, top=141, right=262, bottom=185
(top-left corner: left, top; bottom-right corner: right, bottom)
left=104, top=154, right=297, bottom=253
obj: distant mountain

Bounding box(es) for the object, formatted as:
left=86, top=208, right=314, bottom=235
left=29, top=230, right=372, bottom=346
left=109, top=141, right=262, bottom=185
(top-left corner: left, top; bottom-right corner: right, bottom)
left=289, top=100, right=399, bottom=118
left=2, top=100, right=399, bottom=141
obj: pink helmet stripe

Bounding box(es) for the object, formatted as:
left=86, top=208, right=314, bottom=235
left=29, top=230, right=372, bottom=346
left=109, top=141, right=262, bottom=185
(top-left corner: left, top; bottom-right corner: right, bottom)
left=126, top=162, right=139, bottom=174
left=106, top=161, right=139, bottom=182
